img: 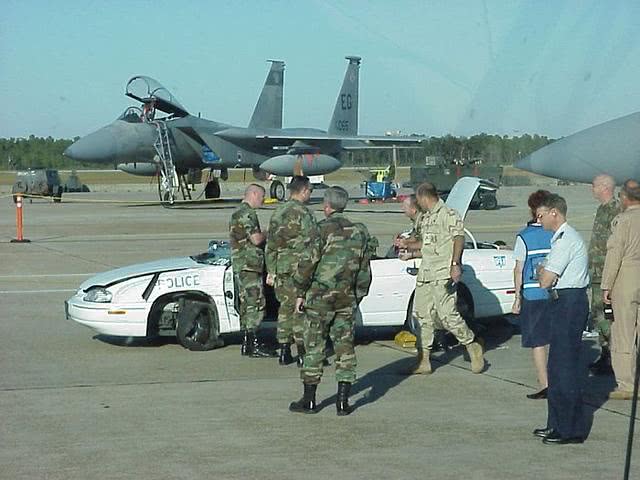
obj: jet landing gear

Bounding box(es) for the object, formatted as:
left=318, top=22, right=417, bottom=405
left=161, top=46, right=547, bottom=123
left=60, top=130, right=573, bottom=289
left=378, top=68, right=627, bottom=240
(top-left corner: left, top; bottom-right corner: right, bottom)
left=157, top=172, right=178, bottom=206
left=270, top=180, right=285, bottom=202
left=204, top=177, right=221, bottom=199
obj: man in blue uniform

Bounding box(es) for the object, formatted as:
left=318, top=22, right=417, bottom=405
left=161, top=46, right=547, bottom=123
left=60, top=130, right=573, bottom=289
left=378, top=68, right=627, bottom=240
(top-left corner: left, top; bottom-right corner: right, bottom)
left=533, top=194, right=590, bottom=445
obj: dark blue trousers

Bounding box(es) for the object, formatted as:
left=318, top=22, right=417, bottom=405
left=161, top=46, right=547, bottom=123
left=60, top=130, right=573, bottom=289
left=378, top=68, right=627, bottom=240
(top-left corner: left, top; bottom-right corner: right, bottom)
left=546, top=288, right=589, bottom=439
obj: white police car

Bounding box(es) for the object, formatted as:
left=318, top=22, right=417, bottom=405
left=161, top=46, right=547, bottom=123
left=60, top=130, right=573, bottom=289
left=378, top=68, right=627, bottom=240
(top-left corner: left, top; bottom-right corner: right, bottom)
left=65, top=177, right=516, bottom=350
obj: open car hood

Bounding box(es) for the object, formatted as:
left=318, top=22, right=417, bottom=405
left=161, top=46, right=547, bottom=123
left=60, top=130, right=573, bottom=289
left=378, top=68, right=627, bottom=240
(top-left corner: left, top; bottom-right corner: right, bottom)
left=445, top=177, right=481, bottom=220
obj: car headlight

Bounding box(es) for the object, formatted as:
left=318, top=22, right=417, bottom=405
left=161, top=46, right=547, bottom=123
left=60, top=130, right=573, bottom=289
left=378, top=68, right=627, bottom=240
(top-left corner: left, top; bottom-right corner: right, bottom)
left=83, top=287, right=113, bottom=303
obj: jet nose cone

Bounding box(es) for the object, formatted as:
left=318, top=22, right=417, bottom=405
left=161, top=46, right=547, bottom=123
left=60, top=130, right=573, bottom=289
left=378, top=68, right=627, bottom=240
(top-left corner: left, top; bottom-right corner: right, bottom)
left=64, top=126, right=117, bottom=162
left=514, top=155, right=532, bottom=173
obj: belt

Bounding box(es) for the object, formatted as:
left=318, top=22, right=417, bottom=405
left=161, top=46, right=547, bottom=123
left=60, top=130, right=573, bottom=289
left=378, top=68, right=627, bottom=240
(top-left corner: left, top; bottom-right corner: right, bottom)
left=554, top=287, right=587, bottom=297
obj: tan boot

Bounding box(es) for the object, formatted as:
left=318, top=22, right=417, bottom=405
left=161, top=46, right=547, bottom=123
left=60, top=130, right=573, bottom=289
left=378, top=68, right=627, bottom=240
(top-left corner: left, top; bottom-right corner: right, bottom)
left=608, top=389, right=635, bottom=400
left=406, top=350, right=432, bottom=375
left=466, top=341, right=485, bottom=374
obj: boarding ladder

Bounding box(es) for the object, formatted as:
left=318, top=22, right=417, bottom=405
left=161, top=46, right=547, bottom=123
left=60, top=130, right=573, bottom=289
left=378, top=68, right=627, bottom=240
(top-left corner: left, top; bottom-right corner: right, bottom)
left=152, top=120, right=191, bottom=204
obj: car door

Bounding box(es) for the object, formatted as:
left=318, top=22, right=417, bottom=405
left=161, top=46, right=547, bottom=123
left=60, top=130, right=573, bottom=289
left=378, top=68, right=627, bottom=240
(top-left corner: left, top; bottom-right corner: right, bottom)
left=222, top=265, right=241, bottom=333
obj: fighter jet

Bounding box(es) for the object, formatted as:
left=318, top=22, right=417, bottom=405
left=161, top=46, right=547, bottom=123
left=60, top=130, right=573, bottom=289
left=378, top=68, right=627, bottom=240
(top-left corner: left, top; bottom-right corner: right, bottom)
left=515, top=112, right=640, bottom=184
left=64, top=56, right=419, bottom=203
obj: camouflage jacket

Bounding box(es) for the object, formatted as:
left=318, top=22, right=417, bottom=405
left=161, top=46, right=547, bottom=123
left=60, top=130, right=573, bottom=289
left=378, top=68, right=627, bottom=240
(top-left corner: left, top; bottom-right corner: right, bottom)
left=265, top=199, right=321, bottom=296
left=588, top=198, right=621, bottom=281
left=417, top=199, right=464, bottom=282
left=352, top=222, right=378, bottom=302
left=229, top=202, right=264, bottom=273
left=305, top=213, right=368, bottom=310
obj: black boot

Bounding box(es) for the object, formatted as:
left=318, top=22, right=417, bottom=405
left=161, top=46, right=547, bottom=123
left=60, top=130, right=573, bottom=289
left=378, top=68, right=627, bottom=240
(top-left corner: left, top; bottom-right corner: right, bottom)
left=279, top=343, right=294, bottom=365
left=240, top=330, right=252, bottom=356
left=589, top=347, right=613, bottom=375
left=296, top=344, right=306, bottom=368
left=289, top=383, right=318, bottom=414
left=250, top=332, right=276, bottom=358
left=336, top=381, right=354, bottom=416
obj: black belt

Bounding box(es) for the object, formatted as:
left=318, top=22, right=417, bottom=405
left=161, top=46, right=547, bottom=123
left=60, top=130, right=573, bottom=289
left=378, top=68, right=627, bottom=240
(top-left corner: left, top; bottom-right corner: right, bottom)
left=553, top=287, right=587, bottom=297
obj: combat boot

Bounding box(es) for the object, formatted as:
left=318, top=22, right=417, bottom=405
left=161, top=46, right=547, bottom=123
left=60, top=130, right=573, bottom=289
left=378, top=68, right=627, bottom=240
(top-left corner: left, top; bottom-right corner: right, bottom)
left=240, top=330, right=251, bottom=356
left=466, top=341, right=485, bottom=373
left=279, top=343, right=294, bottom=365
left=336, top=381, right=354, bottom=416
left=404, top=350, right=432, bottom=375
left=289, top=383, right=318, bottom=414
left=296, top=343, right=306, bottom=368
left=250, top=332, right=277, bottom=358
left=589, top=347, right=613, bottom=375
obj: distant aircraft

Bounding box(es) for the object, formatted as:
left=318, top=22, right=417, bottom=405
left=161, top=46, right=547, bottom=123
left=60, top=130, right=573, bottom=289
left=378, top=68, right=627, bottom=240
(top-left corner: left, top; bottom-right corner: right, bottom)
left=515, top=112, right=640, bottom=184
left=64, top=56, right=419, bottom=203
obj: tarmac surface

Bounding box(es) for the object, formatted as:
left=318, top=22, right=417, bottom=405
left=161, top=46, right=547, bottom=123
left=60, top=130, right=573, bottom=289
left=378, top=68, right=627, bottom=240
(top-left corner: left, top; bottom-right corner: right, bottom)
left=0, top=183, right=637, bottom=479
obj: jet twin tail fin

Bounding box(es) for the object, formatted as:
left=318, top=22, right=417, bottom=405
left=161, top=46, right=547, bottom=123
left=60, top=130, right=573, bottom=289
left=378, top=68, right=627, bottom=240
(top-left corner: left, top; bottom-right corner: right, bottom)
left=249, top=60, right=285, bottom=129
left=328, top=56, right=361, bottom=136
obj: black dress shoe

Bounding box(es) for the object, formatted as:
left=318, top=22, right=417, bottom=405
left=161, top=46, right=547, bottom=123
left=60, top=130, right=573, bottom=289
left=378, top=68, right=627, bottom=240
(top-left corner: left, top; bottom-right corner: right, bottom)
left=532, top=427, right=554, bottom=438
left=526, top=387, right=548, bottom=400
left=542, top=431, right=584, bottom=445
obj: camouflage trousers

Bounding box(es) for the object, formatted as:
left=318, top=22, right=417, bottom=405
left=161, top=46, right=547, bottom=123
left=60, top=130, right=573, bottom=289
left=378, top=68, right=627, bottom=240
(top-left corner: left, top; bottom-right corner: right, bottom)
left=301, top=305, right=357, bottom=385
left=236, top=271, right=265, bottom=331
left=415, top=279, right=474, bottom=351
left=590, top=282, right=610, bottom=348
left=274, top=276, right=305, bottom=345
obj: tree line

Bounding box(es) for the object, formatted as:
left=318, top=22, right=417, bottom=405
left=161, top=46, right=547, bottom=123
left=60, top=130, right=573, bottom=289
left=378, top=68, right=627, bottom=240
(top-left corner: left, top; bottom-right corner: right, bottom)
left=1, top=133, right=553, bottom=170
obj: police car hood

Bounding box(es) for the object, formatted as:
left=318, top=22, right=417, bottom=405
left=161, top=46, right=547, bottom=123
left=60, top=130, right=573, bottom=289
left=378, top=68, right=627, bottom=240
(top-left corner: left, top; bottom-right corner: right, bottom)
left=445, top=177, right=481, bottom=220
left=79, top=257, right=200, bottom=290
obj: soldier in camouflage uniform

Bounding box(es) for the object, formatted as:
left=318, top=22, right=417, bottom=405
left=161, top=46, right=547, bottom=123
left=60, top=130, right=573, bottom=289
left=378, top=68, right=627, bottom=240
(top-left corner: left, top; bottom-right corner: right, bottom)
left=229, top=184, right=275, bottom=358
left=289, top=186, right=374, bottom=415
left=588, top=174, right=621, bottom=374
left=265, top=176, right=321, bottom=365
left=393, top=194, right=423, bottom=256
left=397, top=182, right=485, bottom=375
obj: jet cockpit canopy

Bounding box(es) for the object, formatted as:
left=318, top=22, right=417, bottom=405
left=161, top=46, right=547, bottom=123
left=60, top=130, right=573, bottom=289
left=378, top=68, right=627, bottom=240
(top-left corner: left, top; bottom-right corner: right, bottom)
left=125, top=76, right=189, bottom=117
left=116, top=106, right=143, bottom=123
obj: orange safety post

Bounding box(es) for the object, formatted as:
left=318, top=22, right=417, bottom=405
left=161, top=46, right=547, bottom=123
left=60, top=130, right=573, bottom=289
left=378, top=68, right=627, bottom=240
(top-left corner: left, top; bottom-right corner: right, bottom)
left=10, top=194, right=30, bottom=243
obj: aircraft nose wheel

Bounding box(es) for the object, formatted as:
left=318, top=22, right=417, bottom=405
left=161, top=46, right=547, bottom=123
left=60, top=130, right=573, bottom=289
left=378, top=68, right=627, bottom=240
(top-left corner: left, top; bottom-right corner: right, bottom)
left=157, top=176, right=176, bottom=206
left=270, top=180, right=285, bottom=201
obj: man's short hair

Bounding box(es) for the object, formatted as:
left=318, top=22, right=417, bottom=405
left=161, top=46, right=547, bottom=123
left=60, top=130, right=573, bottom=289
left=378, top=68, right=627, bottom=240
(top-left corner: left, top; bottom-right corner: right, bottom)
left=528, top=189, right=551, bottom=220
left=244, top=183, right=265, bottom=197
left=405, top=194, right=419, bottom=210
left=622, top=179, right=640, bottom=201
left=415, top=182, right=439, bottom=200
left=287, top=175, right=311, bottom=194
left=593, top=174, right=615, bottom=191
left=324, top=186, right=349, bottom=212
left=540, top=193, right=568, bottom=216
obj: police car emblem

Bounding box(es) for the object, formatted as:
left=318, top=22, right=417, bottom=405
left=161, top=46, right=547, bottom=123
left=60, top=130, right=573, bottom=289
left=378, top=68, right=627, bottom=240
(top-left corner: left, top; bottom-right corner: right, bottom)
left=493, top=255, right=507, bottom=268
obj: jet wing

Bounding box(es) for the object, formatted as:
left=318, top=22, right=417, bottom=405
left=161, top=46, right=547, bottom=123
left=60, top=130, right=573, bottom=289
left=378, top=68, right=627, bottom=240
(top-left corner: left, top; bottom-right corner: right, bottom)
left=254, top=134, right=422, bottom=145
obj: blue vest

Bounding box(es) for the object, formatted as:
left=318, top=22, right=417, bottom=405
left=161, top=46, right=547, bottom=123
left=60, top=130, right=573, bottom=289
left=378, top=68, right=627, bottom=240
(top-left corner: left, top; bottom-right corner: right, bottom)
left=518, top=223, right=553, bottom=301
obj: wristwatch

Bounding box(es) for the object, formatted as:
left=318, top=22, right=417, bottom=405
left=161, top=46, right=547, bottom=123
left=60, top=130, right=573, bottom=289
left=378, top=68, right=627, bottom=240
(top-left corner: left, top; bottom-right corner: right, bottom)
left=451, top=261, right=461, bottom=266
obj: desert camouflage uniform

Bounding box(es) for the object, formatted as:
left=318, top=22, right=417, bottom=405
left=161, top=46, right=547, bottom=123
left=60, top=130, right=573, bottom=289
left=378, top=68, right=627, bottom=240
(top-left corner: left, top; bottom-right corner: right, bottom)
left=301, top=213, right=371, bottom=385
left=229, top=202, right=266, bottom=331
left=589, top=198, right=621, bottom=344
left=265, top=199, right=320, bottom=345
left=415, top=199, right=474, bottom=350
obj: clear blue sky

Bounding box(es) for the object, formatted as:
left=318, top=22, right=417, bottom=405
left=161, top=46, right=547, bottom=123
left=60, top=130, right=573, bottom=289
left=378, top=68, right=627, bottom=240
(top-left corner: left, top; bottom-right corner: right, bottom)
left=1, top=0, right=639, bottom=139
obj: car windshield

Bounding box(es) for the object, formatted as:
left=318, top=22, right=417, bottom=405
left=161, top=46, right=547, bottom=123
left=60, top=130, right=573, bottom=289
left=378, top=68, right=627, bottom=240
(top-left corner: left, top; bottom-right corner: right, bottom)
left=190, top=240, right=231, bottom=265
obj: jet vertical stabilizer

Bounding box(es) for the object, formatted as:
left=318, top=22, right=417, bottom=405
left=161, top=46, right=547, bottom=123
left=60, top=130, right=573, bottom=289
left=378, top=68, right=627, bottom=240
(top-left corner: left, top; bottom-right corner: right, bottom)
left=249, top=60, right=285, bottom=129
left=328, top=56, right=361, bottom=136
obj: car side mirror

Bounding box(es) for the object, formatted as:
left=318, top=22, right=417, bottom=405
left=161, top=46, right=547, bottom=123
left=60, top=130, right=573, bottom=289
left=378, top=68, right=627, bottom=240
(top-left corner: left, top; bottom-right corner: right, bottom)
left=406, top=267, right=418, bottom=276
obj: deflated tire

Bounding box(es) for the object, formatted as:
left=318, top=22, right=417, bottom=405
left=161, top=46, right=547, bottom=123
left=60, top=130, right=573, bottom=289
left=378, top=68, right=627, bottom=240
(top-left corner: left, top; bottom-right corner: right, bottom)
left=176, top=300, right=223, bottom=351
